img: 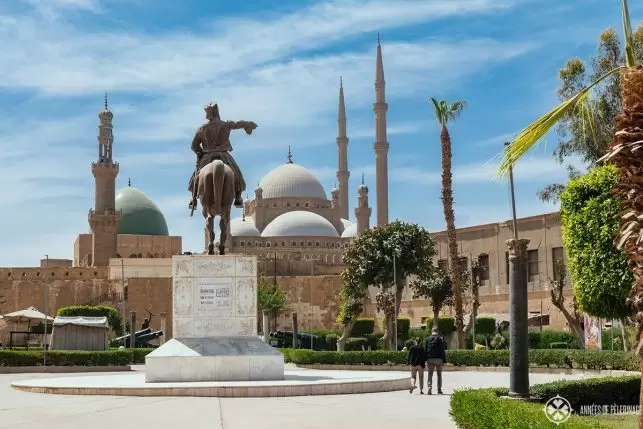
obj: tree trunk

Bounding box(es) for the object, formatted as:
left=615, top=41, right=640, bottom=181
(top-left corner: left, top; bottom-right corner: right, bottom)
left=337, top=320, right=355, bottom=351
left=601, top=66, right=643, bottom=429
left=620, top=318, right=629, bottom=352
left=380, top=314, right=394, bottom=350
left=440, top=124, right=464, bottom=348
left=551, top=299, right=584, bottom=342
left=432, top=306, right=440, bottom=330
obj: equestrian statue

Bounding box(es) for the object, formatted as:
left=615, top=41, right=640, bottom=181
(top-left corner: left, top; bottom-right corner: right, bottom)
left=188, top=102, right=257, bottom=255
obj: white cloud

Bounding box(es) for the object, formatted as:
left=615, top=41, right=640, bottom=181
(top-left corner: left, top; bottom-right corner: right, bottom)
left=379, top=155, right=587, bottom=186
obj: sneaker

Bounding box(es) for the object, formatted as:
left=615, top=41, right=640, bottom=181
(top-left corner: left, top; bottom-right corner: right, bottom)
left=409, top=385, right=417, bottom=394
left=420, top=390, right=424, bottom=395
left=427, top=390, right=432, bottom=395
left=438, top=390, right=443, bottom=395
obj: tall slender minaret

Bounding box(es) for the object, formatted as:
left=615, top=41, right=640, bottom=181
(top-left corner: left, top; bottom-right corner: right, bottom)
left=373, top=33, right=389, bottom=226
left=88, top=94, right=121, bottom=266
left=355, top=173, right=371, bottom=234
left=336, top=76, right=350, bottom=220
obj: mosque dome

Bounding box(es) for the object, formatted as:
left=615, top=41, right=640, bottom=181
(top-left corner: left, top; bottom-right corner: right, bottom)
left=230, top=216, right=261, bottom=237
left=115, top=187, right=169, bottom=236
left=261, top=211, right=340, bottom=238
left=259, top=163, right=327, bottom=200
left=341, top=223, right=358, bottom=238
left=340, top=218, right=353, bottom=233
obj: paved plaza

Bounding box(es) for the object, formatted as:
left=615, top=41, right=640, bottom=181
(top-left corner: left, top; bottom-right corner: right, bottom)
left=0, top=366, right=590, bottom=429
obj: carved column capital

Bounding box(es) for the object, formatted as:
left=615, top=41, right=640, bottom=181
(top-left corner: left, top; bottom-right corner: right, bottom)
left=505, top=238, right=530, bottom=260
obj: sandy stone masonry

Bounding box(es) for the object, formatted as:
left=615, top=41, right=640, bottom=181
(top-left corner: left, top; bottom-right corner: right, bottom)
left=171, top=254, right=258, bottom=338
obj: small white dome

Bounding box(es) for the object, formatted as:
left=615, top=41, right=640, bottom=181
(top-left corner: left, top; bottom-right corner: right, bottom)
left=341, top=223, right=358, bottom=238
left=230, top=217, right=261, bottom=237
left=259, top=163, right=327, bottom=200
left=339, top=218, right=352, bottom=234
left=262, top=211, right=340, bottom=238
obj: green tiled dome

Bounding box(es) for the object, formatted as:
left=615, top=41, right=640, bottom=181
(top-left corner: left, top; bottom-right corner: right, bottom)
left=115, top=187, right=169, bottom=236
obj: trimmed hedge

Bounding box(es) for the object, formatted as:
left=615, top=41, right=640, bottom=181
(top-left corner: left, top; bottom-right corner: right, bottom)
left=280, top=349, right=640, bottom=371
left=424, top=316, right=456, bottom=334
left=0, top=348, right=155, bottom=366
left=450, top=376, right=640, bottom=428
left=57, top=305, right=123, bottom=336
left=351, top=318, right=375, bottom=337
left=474, top=317, right=496, bottom=336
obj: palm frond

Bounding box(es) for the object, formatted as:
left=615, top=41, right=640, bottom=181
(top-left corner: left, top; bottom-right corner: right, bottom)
left=497, top=66, right=625, bottom=178
left=430, top=97, right=443, bottom=124
left=622, top=0, right=637, bottom=67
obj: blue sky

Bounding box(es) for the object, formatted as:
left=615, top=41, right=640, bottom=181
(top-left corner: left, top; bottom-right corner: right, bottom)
left=0, top=0, right=641, bottom=266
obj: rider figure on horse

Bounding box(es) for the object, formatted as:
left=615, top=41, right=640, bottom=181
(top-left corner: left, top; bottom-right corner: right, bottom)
left=188, top=103, right=257, bottom=211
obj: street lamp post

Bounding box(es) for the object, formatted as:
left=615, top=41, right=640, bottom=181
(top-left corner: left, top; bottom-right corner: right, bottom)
left=393, top=253, right=398, bottom=351
left=504, top=142, right=531, bottom=399
left=43, top=255, right=49, bottom=365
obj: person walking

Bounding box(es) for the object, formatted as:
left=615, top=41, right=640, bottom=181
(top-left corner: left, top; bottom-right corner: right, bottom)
left=407, top=337, right=427, bottom=394
left=424, top=327, right=446, bottom=394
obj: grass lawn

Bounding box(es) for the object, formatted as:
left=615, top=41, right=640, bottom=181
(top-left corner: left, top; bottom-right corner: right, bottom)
left=591, top=413, right=638, bottom=429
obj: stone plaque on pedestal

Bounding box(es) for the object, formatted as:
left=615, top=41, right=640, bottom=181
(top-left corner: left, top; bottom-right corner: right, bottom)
left=145, top=254, right=284, bottom=383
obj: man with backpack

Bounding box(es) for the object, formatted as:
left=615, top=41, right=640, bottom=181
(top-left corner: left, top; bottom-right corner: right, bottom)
left=424, top=327, right=446, bottom=394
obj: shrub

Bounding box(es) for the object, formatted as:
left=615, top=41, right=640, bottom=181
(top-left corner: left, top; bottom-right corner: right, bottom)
left=424, top=316, right=456, bottom=334
left=351, top=318, right=375, bottom=336
left=57, top=305, right=123, bottom=336
left=550, top=342, right=569, bottom=349
left=396, top=317, right=411, bottom=341
left=408, top=328, right=429, bottom=341
left=529, top=330, right=582, bottom=349
left=0, top=348, right=154, bottom=366
left=450, top=376, right=640, bottom=428
left=490, top=334, right=507, bottom=350
left=325, top=334, right=338, bottom=351
left=363, top=333, right=380, bottom=350
left=474, top=317, right=496, bottom=336
left=531, top=375, right=640, bottom=412
left=280, top=348, right=639, bottom=371
left=344, top=338, right=369, bottom=351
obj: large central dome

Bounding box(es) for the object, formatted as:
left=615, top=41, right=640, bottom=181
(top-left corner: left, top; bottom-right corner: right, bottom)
left=259, top=163, right=327, bottom=200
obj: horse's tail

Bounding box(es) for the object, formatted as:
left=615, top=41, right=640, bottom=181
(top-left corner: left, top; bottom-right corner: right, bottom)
left=212, top=160, right=225, bottom=215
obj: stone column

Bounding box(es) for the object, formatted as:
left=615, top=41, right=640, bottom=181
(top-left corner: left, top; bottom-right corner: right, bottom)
left=263, top=311, right=270, bottom=342
left=506, top=238, right=530, bottom=398
left=159, top=312, right=167, bottom=345
left=130, top=311, right=136, bottom=349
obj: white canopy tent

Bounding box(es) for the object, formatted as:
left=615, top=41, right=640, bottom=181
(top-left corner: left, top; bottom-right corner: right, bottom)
left=0, top=306, right=53, bottom=325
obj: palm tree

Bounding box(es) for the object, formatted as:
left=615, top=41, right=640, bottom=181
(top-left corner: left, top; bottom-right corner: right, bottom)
left=498, top=0, right=643, bottom=422
left=430, top=97, right=466, bottom=349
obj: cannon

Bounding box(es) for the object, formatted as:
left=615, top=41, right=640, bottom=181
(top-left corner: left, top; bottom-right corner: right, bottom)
left=113, top=328, right=152, bottom=348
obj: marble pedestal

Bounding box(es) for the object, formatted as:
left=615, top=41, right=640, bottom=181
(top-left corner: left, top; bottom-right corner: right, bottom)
left=145, top=254, right=284, bottom=383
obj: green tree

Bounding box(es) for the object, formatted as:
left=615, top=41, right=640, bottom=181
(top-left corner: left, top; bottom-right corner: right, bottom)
left=339, top=221, right=437, bottom=350
left=560, top=165, right=633, bottom=320
left=411, top=267, right=453, bottom=330
left=498, top=2, right=643, bottom=422
left=429, top=97, right=467, bottom=348
left=257, top=272, right=286, bottom=333
left=539, top=25, right=643, bottom=203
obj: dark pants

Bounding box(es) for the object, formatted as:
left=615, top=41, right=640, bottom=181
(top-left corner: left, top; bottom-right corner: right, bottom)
left=426, top=358, right=443, bottom=391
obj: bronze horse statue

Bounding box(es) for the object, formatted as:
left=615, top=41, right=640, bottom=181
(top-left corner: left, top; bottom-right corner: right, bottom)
left=193, top=159, right=235, bottom=255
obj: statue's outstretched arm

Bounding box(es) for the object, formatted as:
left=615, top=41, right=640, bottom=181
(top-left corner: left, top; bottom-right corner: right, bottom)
left=226, top=120, right=258, bottom=131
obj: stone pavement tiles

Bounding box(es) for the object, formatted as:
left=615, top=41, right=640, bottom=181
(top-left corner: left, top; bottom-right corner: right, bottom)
left=0, top=370, right=590, bottom=429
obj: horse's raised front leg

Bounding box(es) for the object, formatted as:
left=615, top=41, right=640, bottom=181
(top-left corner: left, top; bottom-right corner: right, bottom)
left=206, top=215, right=216, bottom=255
left=218, top=211, right=230, bottom=256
